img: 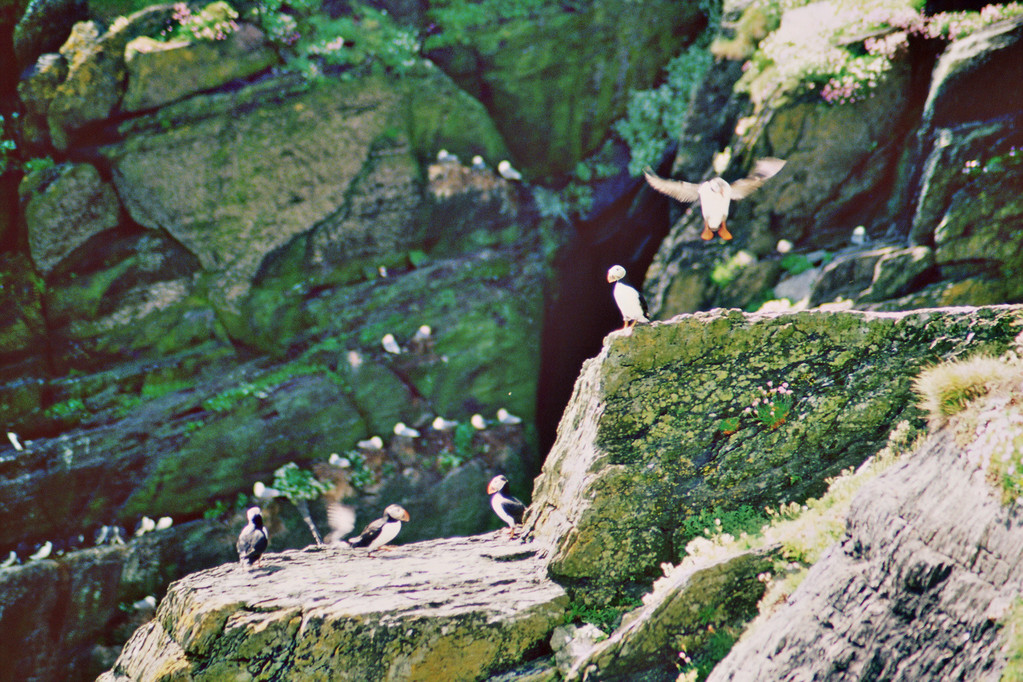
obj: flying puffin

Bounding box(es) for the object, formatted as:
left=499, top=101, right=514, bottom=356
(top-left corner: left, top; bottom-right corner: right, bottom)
left=237, top=507, right=269, bottom=567
left=606, top=265, right=649, bottom=331
left=643, top=158, right=786, bottom=241
left=344, top=504, right=410, bottom=556
left=487, top=475, right=526, bottom=537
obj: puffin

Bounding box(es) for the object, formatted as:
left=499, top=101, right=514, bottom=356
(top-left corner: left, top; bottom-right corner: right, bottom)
left=237, top=507, right=269, bottom=567
left=606, top=265, right=650, bottom=331
left=643, top=158, right=786, bottom=241
left=344, top=504, right=410, bottom=556
left=487, top=475, right=526, bottom=537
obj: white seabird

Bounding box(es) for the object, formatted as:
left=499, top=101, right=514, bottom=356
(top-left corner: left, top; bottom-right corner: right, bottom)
left=496, top=408, right=522, bottom=425
left=358, top=435, right=385, bottom=450
left=432, top=416, right=458, bottom=431
left=498, top=160, right=522, bottom=181
left=471, top=414, right=487, bottom=430
left=29, top=541, right=52, bottom=561
left=393, top=422, right=420, bottom=438
left=381, top=334, right=402, bottom=355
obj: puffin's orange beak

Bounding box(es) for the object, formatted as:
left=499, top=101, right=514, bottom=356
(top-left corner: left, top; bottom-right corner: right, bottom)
left=606, top=273, right=615, bottom=283
left=399, top=509, right=410, bottom=522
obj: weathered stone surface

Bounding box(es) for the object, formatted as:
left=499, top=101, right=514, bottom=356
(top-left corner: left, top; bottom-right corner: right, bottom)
left=47, top=6, right=177, bottom=149
left=431, top=0, right=705, bottom=177
left=0, top=519, right=234, bottom=682
left=707, top=421, right=1023, bottom=681
left=100, top=533, right=568, bottom=681
left=527, top=306, right=1023, bottom=597
left=16, top=52, right=68, bottom=147
left=122, top=23, right=278, bottom=112
left=11, top=0, right=86, bottom=71
left=569, top=548, right=778, bottom=682
left=0, top=253, right=45, bottom=370
left=19, top=162, right=120, bottom=275
left=103, top=64, right=510, bottom=310
left=857, top=245, right=935, bottom=303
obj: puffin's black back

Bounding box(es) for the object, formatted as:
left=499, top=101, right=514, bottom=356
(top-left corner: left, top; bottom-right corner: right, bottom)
left=237, top=514, right=268, bottom=565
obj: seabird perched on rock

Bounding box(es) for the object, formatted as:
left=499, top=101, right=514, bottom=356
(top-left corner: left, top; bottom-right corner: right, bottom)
left=237, top=507, right=269, bottom=567
left=432, top=416, right=458, bottom=431
left=357, top=435, right=385, bottom=450
left=471, top=155, right=487, bottom=171
left=29, top=541, right=52, bottom=561
left=134, top=516, right=156, bottom=537
left=851, top=226, right=868, bottom=246
left=496, top=408, right=522, bottom=425
left=436, top=149, right=459, bottom=164
left=393, top=422, right=420, bottom=438
left=156, top=516, right=173, bottom=531
left=328, top=453, right=349, bottom=468
left=344, top=504, right=410, bottom=556
left=1, top=550, right=18, bottom=568
left=643, top=158, right=786, bottom=241
left=498, top=160, right=523, bottom=181
left=381, top=333, right=402, bottom=355
left=487, top=475, right=526, bottom=537
left=413, top=325, right=432, bottom=342
left=606, top=265, right=649, bottom=331
left=471, top=414, right=487, bottom=430
left=7, top=431, right=23, bottom=451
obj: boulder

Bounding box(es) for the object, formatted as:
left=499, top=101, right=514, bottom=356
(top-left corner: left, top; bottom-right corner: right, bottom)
left=102, top=64, right=511, bottom=311
left=856, top=245, right=934, bottom=303
left=122, top=23, right=278, bottom=112
left=11, top=0, right=86, bottom=71
left=0, top=253, right=46, bottom=372
left=16, top=52, right=68, bottom=148
left=527, top=306, right=1023, bottom=599
left=19, top=162, right=120, bottom=275
left=707, top=419, right=1023, bottom=680
left=430, top=0, right=705, bottom=177
left=47, top=5, right=177, bottom=149
left=99, top=534, right=568, bottom=681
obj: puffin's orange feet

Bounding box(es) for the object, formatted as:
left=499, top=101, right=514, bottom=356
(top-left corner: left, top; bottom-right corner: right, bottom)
left=718, top=223, right=733, bottom=241
left=701, top=225, right=714, bottom=240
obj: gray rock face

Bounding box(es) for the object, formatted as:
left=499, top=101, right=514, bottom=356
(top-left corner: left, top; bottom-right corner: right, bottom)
left=527, top=306, right=1023, bottom=598
left=707, top=426, right=1021, bottom=681
left=19, top=162, right=121, bottom=275
left=100, top=533, right=567, bottom=681
left=122, top=24, right=278, bottom=112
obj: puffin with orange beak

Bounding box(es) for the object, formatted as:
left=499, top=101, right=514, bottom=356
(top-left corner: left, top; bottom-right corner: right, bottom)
left=607, top=265, right=649, bottom=331
left=344, top=504, right=410, bottom=557
left=643, top=158, right=786, bottom=241
left=487, top=475, right=526, bottom=537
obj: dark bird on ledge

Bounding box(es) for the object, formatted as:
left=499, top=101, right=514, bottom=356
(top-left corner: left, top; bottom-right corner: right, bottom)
left=643, top=158, right=786, bottom=241
left=345, top=504, right=410, bottom=557
left=237, top=507, right=269, bottom=568
left=607, top=265, right=650, bottom=331
left=488, top=475, right=526, bottom=537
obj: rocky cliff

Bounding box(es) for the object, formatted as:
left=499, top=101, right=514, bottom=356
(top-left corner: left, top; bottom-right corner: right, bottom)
left=98, top=304, right=1023, bottom=681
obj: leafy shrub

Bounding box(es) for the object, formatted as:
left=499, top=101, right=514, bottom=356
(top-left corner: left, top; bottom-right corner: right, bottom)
left=614, top=43, right=713, bottom=176
left=160, top=1, right=239, bottom=42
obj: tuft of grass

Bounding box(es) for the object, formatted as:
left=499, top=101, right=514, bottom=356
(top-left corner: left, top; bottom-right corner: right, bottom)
left=913, top=355, right=1009, bottom=424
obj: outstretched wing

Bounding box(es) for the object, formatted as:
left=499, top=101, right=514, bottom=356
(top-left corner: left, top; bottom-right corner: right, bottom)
left=729, top=158, right=786, bottom=200
left=643, top=167, right=700, bottom=203
left=326, top=503, right=356, bottom=544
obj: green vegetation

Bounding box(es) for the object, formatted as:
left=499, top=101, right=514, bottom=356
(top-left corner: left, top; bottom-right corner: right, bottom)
left=564, top=595, right=642, bottom=632
left=745, top=381, right=794, bottom=429
left=202, top=363, right=324, bottom=413
left=158, top=1, right=239, bottom=42
left=0, top=114, right=17, bottom=174
left=273, top=461, right=333, bottom=544
left=1001, top=599, right=1023, bottom=682
left=913, top=354, right=1007, bottom=423
left=423, top=0, right=578, bottom=49
left=733, top=0, right=1023, bottom=109
left=614, top=43, right=713, bottom=176
left=680, top=504, right=771, bottom=546
left=341, top=450, right=375, bottom=490
left=250, top=0, right=420, bottom=81
left=710, top=251, right=756, bottom=288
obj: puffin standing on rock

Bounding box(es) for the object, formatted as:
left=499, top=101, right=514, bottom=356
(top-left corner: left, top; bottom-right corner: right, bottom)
left=344, top=504, right=410, bottom=557
left=237, top=507, right=269, bottom=568
left=607, top=265, right=649, bottom=331
left=643, top=158, right=786, bottom=241
left=488, top=475, right=526, bottom=537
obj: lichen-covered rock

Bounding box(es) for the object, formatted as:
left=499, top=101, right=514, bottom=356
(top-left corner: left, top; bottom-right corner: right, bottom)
left=857, top=245, right=934, bottom=303
left=99, top=534, right=568, bottom=681
left=47, top=5, right=177, bottom=149
left=19, top=162, right=120, bottom=275
left=527, top=306, right=1023, bottom=597
left=0, top=253, right=46, bottom=373
left=707, top=416, right=1023, bottom=681
left=102, top=63, right=510, bottom=311
left=16, top=52, right=68, bottom=148
left=122, top=23, right=278, bottom=112
left=569, top=548, right=778, bottom=682
left=11, top=0, right=87, bottom=71
left=0, top=519, right=236, bottom=682
left=431, top=0, right=705, bottom=177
